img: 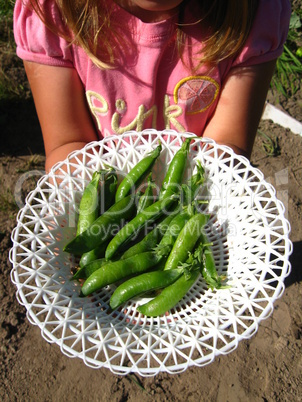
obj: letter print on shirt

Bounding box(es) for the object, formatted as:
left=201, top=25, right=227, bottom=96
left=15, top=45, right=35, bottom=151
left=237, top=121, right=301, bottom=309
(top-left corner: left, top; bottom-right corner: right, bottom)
left=163, top=95, right=185, bottom=132
left=112, top=100, right=158, bottom=134
left=86, top=90, right=109, bottom=131
left=174, top=76, right=219, bottom=115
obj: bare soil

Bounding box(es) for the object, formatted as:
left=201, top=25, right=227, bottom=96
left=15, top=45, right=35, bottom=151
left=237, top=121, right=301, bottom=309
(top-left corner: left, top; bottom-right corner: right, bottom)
left=0, top=4, right=302, bottom=400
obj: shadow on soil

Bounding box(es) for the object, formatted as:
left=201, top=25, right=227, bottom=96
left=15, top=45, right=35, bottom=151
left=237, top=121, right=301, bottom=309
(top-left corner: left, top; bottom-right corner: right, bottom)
left=0, top=98, right=44, bottom=156
left=286, top=241, right=302, bottom=287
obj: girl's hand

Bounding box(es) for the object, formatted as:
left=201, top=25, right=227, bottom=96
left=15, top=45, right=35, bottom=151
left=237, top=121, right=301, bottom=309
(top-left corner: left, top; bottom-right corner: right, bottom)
left=24, top=62, right=99, bottom=172
left=202, top=59, right=277, bottom=159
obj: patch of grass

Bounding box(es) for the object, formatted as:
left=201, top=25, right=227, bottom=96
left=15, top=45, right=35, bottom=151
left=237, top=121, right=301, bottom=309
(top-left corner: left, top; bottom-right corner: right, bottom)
left=15, top=154, right=44, bottom=173
left=0, top=63, right=27, bottom=100
left=0, top=181, right=18, bottom=213
left=0, top=0, right=14, bottom=45
left=271, top=10, right=302, bottom=97
left=257, top=130, right=281, bottom=157
left=0, top=0, right=29, bottom=100
left=0, top=0, right=14, bottom=19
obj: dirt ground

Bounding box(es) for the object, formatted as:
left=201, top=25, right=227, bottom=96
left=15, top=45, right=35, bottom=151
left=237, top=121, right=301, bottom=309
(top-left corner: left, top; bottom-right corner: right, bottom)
left=1, top=7, right=302, bottom=402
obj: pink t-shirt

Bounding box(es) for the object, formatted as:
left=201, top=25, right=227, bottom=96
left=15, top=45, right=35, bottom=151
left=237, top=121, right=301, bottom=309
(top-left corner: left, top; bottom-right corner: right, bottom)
left=14, top=0, right=291, bottom=138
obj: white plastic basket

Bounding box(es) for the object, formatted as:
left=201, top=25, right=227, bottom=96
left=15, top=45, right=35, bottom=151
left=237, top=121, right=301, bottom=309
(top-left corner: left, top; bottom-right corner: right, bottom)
left=9, top=130, right=292, bottom=376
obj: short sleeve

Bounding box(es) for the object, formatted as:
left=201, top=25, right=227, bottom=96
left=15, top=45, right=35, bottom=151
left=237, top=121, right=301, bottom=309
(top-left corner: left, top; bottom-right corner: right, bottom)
left=13, top=0, right=73, bottom=67
left=233, top=0, right=291, bottom=67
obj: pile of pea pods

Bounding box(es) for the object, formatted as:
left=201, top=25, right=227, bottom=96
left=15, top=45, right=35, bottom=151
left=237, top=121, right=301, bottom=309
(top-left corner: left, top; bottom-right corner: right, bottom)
left=64, top=138, right=227, bottom=317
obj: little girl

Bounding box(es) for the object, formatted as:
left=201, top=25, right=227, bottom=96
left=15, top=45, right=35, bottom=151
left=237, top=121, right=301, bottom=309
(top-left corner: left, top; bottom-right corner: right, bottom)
left=14, top=0, right=291, bottom=171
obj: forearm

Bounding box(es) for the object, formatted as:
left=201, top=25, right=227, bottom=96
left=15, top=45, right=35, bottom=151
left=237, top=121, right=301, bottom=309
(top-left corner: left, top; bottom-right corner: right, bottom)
left=45, top=141, right=94, bottom=173
left=208, top=141, right=253, bottom=159
left=203, top=60, right=277, bottom=159
left=24, top=62, right=99, bottom=172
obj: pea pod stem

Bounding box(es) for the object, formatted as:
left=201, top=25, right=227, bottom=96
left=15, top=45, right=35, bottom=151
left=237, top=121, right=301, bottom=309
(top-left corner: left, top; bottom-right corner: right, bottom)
left=164, top=212, right=209, bottom=271
left=180, top=160, right=206, bottom=208
left=198, top=231, right=228, bottom=290
left=136, top=229, right=224, bottom=317
left=136, top=236, right=208, bottom=317
left=115, top=142, right=162, bottom=203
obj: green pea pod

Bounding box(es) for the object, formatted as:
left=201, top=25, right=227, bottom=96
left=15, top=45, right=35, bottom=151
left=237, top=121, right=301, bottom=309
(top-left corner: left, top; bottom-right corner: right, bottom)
left=136, top=173, right=155, bottom=215
left=137, top=270, right=200, bottom=317
left=80, top=249, right=170, bottom=297
left=78, top=240, right=109, bottom=268
left=159, top=138, right=192, bottom=200
left=187, top=160, right=205, bottom=189
left=120, top=213, right=175, bottom=260
left=105, top=195, right=177, bottom=260
left=72, top=257, right=109, bottom=280
left=76, top=171, right=102, bottom=236
left=110, top=268, right=184, bottom=310
left=198, top=231, right=227, bottom=290
left=115, top=142, right=162, bottom=203
left=164, top=213, right=209, bottom=270
left=100, top=169, right=118, bottom=214
left=180, top=160, right=205, bottom=207
left=64, top=194, right=136, bottom=255
left=79, top=170, right=118, bottom=268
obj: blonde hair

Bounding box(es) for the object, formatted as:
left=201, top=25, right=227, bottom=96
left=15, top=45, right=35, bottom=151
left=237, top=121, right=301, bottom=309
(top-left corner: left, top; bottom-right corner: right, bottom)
left=28, top=0, right=259, bottom=69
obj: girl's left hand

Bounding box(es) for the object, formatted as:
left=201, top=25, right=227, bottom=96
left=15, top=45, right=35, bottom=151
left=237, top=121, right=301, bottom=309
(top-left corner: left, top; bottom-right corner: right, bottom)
left=202, top=59, right=277, bottom=159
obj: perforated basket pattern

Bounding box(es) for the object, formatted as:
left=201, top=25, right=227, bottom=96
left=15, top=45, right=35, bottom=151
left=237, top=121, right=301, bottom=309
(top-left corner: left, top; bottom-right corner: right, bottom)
left=9, top=130, right=292, bottom=376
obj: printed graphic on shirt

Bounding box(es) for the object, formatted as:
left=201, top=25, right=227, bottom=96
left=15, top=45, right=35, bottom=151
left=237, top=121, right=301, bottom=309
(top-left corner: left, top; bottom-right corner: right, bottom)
left=174, top=76, right=219, bottom=115
left=86, top=75, right=219, bottom=135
